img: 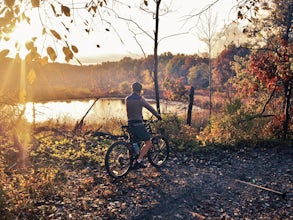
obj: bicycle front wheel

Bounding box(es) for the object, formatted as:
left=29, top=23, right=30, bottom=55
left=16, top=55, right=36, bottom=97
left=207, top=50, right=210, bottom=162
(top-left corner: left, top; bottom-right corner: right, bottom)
left=105, top=141, right=132, bottom=178
left=148, top=135, right=169, bottom=167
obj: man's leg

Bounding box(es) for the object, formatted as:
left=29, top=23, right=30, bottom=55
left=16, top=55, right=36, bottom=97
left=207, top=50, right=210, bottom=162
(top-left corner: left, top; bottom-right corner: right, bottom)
left=137, top=139, right=152, bottom=162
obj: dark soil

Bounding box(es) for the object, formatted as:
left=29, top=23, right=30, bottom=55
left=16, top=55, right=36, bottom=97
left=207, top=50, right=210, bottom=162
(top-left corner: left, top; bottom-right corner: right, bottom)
left=33, top=145, right=293, bottom=219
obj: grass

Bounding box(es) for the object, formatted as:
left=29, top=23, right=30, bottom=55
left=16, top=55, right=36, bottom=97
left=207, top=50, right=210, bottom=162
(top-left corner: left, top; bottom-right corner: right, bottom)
left=0, top=120, right=116, bottom=218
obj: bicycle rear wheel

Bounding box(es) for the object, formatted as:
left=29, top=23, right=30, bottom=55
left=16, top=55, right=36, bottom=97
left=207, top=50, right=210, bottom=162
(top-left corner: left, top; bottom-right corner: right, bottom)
left=105, top=141, right=132, bottom=178
left=148, top=135, right=169, bottom=167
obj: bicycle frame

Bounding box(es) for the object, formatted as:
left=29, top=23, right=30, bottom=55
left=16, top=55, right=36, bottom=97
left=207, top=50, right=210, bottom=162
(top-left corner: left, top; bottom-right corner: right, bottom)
left=105, top=118, right=169, bottom=178
left=121, top=119, right=157, bottom=143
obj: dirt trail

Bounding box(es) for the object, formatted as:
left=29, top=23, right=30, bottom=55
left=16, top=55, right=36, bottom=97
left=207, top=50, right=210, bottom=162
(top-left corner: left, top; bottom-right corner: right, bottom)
left=32, top=145, right=293, bottom=220
left=112, top=145, right=293, bottom=219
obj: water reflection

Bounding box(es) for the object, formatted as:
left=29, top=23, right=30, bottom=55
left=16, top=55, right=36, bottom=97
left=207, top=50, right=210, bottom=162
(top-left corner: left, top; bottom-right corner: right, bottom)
left=25, top=98, right=192, bottom=124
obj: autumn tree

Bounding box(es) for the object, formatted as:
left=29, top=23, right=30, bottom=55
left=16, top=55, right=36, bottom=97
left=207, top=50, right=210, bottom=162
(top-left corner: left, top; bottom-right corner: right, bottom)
left=187, top=63, right=209, bottom=89
left=213, top=44, right=250, bottom=103
left=236, top=0, right=292, bottom=139
left=163, top=77, right=188, bottom=101
left=165, top=54, right=189, bottom=80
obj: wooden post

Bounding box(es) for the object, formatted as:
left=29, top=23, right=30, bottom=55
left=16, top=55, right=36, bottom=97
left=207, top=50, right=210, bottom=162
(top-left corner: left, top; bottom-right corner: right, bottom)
left=186, top=86, right=194, bottom=126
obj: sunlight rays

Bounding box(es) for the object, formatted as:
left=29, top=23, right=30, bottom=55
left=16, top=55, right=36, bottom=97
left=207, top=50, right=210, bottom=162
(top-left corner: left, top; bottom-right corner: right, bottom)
left=19, top=59, right=27, bottom=103
left=0, top=58, right=15, bottom=100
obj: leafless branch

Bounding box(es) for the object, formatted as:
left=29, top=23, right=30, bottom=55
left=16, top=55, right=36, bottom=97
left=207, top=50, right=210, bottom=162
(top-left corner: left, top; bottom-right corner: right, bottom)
left=107, top=7, right=154, bottom=40
left=105, top=3, right=188, bottom=56
left=158, top=32, right=189, bottom=44
left=129, top=28, right=147, bottom=57
left=181, top=0, right=220, bottom=22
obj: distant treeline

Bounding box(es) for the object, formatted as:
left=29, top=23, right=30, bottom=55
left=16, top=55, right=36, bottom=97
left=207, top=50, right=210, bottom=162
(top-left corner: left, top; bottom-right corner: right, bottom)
left=0, top=45, right=250, bottom=102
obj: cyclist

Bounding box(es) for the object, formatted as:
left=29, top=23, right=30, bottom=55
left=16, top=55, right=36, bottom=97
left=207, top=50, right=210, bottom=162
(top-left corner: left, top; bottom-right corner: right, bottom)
left=125, top=82, right=162, bottom=169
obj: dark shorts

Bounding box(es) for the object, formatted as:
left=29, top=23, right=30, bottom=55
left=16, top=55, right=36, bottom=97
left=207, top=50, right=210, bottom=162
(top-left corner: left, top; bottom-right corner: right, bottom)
left=129, top=123, right=150, bottom=142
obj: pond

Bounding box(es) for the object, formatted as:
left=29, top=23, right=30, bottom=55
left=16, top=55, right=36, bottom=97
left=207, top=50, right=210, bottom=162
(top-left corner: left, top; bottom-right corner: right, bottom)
left=24, top=98, right=201, bottom=125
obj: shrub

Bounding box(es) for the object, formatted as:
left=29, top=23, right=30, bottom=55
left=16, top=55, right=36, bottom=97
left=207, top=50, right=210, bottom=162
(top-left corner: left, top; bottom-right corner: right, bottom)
left=196, top=99, right=274, bottom=146
left=155, top=114, right=201, bottom=152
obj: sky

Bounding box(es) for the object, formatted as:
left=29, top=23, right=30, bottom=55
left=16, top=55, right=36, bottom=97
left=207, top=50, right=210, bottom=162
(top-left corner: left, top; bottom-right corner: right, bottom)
left=2, top=0, right=239, bottom=65
left=73, top=0, right=238, bottom=64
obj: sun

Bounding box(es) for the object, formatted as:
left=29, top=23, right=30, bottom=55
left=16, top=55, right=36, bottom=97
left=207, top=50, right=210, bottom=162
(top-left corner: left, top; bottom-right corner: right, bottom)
left=8, top=21, right=36, bottom=56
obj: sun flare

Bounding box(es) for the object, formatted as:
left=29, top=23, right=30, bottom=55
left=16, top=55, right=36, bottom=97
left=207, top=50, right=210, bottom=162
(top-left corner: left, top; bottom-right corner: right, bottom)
left=8, top=21, right=35, bottom=55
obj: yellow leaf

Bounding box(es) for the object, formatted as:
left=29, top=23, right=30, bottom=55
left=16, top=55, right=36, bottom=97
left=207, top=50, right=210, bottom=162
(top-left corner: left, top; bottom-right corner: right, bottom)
left=65, top=56, right=70, bottom=63
left=50, top=4, right=57, bottom=16
left=92, top=6, right=97, bottom=13
left=61, top=5, right=70, bottom=16
left=0, top=49, right=9, bottom=59
left=4, top=0, right=15, bottom=8
left=237, top=11, right=243, bottom=20
left=31, top=0, right=40, bottom=7
left=27, top=68, right=36, bottom=84
left=63, top=47, right=73, bottom=62
left=63, top=46, right=73, bottom=58
left=50, top=29, right=61, bottom=40
left=25, top=41, right=34, bottom=50
left=71, top=45, right=78, bottom=53
left=47, top=47, right=57, bottom=61
left=4, top=10, right=13, bottom=22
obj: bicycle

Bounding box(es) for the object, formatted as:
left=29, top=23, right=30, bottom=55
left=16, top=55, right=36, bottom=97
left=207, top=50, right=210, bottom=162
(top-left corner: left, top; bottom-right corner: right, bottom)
left=105, top=118, right=169, bottom=178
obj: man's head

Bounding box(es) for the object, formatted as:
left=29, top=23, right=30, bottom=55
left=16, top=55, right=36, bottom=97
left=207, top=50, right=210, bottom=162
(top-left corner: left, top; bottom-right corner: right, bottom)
left=132, top=82, right=142, bottom=93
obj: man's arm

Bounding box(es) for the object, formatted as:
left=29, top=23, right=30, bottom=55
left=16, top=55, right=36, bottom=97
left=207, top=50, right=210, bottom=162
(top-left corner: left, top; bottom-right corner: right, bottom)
left=141, top=98, right=161, bottom=120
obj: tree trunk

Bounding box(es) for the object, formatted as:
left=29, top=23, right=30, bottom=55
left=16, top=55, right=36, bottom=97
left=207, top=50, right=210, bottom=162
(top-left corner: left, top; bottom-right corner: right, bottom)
left=282, top=79, right=292, bottom=139
left=209, top=62, right=212, bottom=118
left=153, top=0, right=161, bottom=114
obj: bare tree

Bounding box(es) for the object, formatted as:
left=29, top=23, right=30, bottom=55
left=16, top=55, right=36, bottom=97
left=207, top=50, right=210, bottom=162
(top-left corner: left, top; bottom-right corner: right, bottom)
left=107, top=0, right=188, bottom=113
left=194, top=8, right=219, bottom=118
left=153, top=0, right=162, bottom=113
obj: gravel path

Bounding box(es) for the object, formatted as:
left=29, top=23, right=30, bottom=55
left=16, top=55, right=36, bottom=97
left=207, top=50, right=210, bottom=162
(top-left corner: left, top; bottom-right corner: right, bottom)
left=130, top=145, right=292, bottom=219
left=31, top=145, right=292, bottom=220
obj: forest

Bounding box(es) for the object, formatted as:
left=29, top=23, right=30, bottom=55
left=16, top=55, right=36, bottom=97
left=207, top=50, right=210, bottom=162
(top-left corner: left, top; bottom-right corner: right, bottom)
left=0, top=49, right=242, bottom=102
left=0, top=0, right=292, bottom=219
